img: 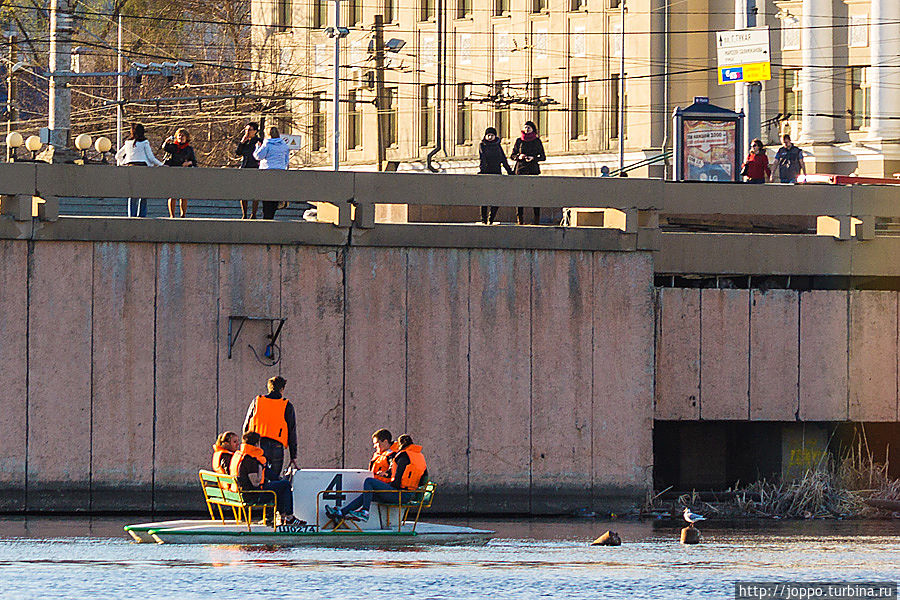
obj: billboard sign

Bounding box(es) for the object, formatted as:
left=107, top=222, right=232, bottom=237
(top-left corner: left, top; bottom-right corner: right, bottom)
left=716, top=27, right=771, bottom=85
left=673, top=99, right=743, bottom=182
left=682, top=120, right=737, bottom=181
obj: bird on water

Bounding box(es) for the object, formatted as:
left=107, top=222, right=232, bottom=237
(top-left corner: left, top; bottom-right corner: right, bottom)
left=683, top=507, right=706, bottom=524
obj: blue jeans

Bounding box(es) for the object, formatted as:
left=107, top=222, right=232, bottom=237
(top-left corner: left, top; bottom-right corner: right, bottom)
left=127, top=198, right=146, bottom=217
left=245, top=479, right=293, bottom=515
left=341, top=477, right=410, bottom=515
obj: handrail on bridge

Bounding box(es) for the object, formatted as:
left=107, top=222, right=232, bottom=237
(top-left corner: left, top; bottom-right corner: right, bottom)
left=0, top=162, right=898, bottom=241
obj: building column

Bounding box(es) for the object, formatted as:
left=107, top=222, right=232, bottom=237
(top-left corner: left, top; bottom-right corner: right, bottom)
left=867, top=0, right=900, bottom=141
left=799, top=0, right=834, bottom=143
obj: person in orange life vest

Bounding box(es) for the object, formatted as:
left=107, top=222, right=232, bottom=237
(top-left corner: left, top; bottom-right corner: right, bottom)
left=326, top=434, right=428, bottom=523
left=369, top=428, right=399, bottom=483
left=230, top=431, right=301, bottom=526
left=212, top=431, right=240, bottom=474
left=242, top=375, right=299, bottom=481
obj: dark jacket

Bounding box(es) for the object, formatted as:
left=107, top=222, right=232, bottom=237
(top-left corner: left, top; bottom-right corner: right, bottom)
left=511, top=137, right=546, bottom=175
left=236, top=135, right=262, bottom=169
left=479, top=138, right=512, bottom=174
left=162, top=142, right=198, bottom=167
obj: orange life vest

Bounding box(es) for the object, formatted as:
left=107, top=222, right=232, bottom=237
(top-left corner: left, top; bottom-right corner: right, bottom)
left=391, top=444, right=427, bottom=490
left=230, top=443, right=267, bottom=486
left=369, top=441, right=399, bottom=483
left=247, top=395, right=289, bottom=447
left=211, top=444, right=234, bottom=475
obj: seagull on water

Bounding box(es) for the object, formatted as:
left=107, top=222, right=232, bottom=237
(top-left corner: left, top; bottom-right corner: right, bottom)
left=683, top=507, right=706, bottom=524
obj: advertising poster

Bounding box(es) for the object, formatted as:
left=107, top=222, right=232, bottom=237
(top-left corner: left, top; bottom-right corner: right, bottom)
left=682, top=120, right=737, bottom=181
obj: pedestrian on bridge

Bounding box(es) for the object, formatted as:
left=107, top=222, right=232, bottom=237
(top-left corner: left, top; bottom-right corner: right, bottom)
left=510, top=121, right=545, bottom=225
left=115, top=123, right=164, bottom=217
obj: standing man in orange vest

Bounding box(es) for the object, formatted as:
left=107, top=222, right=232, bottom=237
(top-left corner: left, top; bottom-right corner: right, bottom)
left=242, top=376, right=299, bottom=481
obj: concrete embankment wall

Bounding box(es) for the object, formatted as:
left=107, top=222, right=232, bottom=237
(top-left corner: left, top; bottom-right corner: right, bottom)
left=0, top=224, right=654, bottom=514
left=656, top=288, right=900, bottom=422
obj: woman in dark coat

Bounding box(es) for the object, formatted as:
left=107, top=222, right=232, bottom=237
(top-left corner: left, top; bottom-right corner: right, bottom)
left=162, top=128, right=198, bottom=218
left=478, top=127, right=513, bottom=224
left=510, top=121, right=546, bottom=225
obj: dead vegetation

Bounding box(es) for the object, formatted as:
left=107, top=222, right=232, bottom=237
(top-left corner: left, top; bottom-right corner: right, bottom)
left=644, top=429, right=899, bottom=520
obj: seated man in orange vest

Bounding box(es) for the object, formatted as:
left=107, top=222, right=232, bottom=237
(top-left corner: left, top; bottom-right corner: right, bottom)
left=230, top=431, right=302, bottom=526
left=211, top=430, right=240, bottom=474
left=326, top=434, right=428, bottom=523
left=369, top=428, right=398, bottom=483
left=242, top=376, right=299, bottom=481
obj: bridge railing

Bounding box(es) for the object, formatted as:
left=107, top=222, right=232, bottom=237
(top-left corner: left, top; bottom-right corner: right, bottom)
left=1, top=162, right=897, bottom=243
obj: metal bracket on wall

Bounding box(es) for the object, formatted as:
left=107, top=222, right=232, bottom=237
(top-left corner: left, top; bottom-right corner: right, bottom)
left=227, top=315, right=286, bottom=359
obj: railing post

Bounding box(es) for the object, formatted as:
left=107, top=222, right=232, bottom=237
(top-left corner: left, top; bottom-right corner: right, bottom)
left=0, top=194, right=33, bottom=221
left=354, top=202, right=375, bottom=229
left=37, top=195, right=60, bottom=221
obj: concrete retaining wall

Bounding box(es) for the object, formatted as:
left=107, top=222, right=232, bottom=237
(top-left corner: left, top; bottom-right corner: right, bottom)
left=656, top=288, right=900, bottom=422
left=0, top=238, right=654, bottom=514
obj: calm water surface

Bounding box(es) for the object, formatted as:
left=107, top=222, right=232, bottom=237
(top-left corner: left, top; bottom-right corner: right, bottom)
left=1, top=517, right=898, bottom=599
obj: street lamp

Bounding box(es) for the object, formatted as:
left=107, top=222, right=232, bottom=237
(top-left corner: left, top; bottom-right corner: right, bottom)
left=74, top=132, right=92, bottom=161
left=25, top=135, right=42, bottom=160
left=94, top=136, right=112, bottom=163
left=5, top=131, right=23, bottom=162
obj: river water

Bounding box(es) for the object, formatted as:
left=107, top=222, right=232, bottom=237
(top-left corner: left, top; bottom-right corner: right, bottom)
left=1, top=517, right=898, bottom=599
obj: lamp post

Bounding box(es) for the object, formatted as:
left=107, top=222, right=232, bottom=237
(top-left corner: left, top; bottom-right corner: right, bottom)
left=325, top=5, right=349, bottom=172
left=618, top=0, right=626, bottom=176
left=25, top=135, right=42, bottom=160
left=6, top=131, right=23, bottom=162
left=74, top=132, right=92, bottom=161
left=94, top=136, right=112, bottom=163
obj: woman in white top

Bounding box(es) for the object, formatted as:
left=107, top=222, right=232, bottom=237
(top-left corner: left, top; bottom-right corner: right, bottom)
left=115, top=123, right=164, bottom=217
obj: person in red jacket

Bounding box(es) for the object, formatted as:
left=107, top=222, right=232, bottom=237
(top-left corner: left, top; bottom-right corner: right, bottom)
left=741, top=138, right=771, bottom=184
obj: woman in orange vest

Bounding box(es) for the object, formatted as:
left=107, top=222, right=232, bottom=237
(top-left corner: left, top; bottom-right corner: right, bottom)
left=369, top=428, right=399, bottom=483
left=242, top=376, right=299, bottom=482
left=326, top=434, right=428, bottom=523
left=211, top=431, right=240, bottom=474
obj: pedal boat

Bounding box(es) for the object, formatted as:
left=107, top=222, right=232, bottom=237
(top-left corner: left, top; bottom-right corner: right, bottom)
left=124, top=468, right=493, bottom=546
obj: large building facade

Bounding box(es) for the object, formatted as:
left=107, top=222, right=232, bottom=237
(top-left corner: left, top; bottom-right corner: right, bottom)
left=251, top=0, right=900, bottom=177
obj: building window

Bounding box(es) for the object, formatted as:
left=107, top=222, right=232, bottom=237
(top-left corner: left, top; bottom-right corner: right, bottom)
left=385, top=88, right=398, bottom=146
left=609, top=0, right=620, bottom=7
left=457, top=83, right=472, bottom=144
left=457, top=0, right=472, bottom=18
left=384, top=0, right=394, bottom=23
left=532, top=0, right=547, bottom=13
left=782, top=68, right=801, bottom=121
left=532, top=77, right=548, bottom=137
left=494, top=80, right=510, bottom=140
left=571, top=76, right=587, bottom=139
left=849, top=66, right=870, bottom=130
left=348, top=0, right=361, bottom=26
left=421, top=84, right=436, bottom=146
left=311, top=92, right=326, bottom=151
left=312, top=0, right=326, bottom=28
left=347, top=90, right=362, bottom=149
left=495, top=0, right=509, bottom=15
left=276, top=0, right=292, bottom=30
left=421, top=0, right=435, bottom=21
left=570, top=0, right=586, bottom=10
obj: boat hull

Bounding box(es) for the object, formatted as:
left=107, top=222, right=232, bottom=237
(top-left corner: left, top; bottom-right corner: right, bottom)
left=125, top=520, right=493, bottom=546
